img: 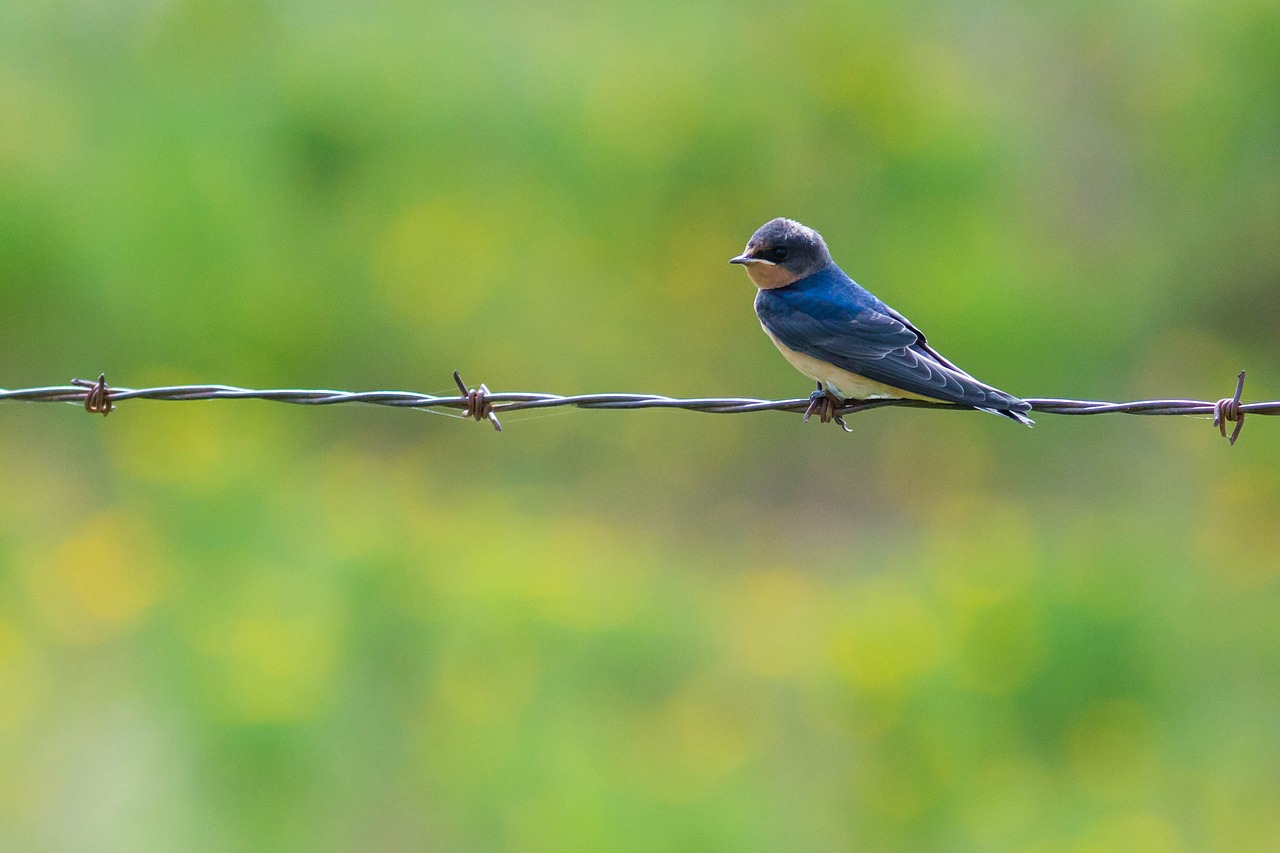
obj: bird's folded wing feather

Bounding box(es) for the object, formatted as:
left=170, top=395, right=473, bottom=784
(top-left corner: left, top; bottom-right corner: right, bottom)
left=756, top=290, right=1015, bottom=408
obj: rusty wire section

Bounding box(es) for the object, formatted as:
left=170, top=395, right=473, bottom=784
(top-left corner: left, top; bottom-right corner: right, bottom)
left=0, top=369, right=1268, bottom=444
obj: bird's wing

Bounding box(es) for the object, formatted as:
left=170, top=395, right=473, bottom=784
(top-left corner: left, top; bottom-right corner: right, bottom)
left=756, top=287, right=1018, bottom=409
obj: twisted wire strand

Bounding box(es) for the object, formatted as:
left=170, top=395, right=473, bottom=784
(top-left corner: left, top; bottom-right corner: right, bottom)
left=0, top=370, right=1267, bottom=443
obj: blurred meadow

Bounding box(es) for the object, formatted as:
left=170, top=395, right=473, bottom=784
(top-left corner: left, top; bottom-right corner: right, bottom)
left=3, top=0, right=1280, bottom=850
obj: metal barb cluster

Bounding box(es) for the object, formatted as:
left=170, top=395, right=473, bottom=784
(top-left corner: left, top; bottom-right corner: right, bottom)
left=0, top=370, right=1274, bottom=445
left=453, top=371, right=501, bottom=431
left=74, top=374, right=113, bottom=416
left=1213, top=371, right=1247, bottom=445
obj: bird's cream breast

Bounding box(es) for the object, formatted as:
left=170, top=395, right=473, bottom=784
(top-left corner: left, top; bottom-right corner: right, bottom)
left=763, top=327, right=934, bottom=402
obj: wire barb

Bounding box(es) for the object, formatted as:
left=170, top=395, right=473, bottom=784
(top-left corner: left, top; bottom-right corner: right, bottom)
left=453, top=371, right=502, bottom=432
left=73, top=374, right=113, bottom=416
left=1213, top=370, right=1247, bottom=446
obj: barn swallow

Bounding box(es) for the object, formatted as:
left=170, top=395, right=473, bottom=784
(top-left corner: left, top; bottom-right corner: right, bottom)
left=730, top=218, right=1032, bottom=428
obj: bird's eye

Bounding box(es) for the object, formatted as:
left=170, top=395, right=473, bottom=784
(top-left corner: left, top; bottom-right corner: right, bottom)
left=772, top=246, right=789, bottom=261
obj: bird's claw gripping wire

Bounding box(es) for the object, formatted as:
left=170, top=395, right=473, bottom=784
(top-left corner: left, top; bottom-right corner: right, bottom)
left=803, top=383, right=851, bottom=432
left=1213, top=370, right=1246, bottom=446
left=73, top=374, right=113, bottom=416
left=453, top=371, right=502, bottom=432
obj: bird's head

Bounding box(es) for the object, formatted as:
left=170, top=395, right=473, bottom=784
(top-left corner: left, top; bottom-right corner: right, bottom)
left=729, top=218, right=833, bottom=289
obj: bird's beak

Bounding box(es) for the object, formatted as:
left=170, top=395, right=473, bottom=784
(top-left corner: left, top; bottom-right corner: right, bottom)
left=728, top=253, right=776, bottom=266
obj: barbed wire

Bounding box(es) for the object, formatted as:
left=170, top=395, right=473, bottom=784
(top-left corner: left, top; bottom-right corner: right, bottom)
left=0, top=370, right=1267, bottom=445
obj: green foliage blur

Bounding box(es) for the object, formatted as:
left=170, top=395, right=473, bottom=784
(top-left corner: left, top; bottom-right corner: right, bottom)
left=3, top=0, right=1279, bottom=849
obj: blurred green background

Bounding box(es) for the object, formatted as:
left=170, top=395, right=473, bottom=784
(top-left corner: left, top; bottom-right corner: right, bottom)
left=2, top=0, right=1279, bottom=850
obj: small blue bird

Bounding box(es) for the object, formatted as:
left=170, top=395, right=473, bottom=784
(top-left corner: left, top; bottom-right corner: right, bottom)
left=730, top=218, right=1033, bottom=428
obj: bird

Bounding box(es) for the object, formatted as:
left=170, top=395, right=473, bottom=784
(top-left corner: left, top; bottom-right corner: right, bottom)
left=730, top=217, right=1033, bottom=429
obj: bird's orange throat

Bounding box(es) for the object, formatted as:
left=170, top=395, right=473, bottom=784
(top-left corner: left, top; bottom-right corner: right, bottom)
left=743, top=263, right=800, bottom=290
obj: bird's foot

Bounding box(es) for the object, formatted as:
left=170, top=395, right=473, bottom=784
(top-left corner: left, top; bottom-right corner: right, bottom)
left=803, top=385, right=852, bottom=432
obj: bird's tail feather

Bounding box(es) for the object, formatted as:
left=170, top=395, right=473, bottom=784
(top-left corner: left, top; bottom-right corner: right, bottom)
left=979, top=406, right=1034, bottom=426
